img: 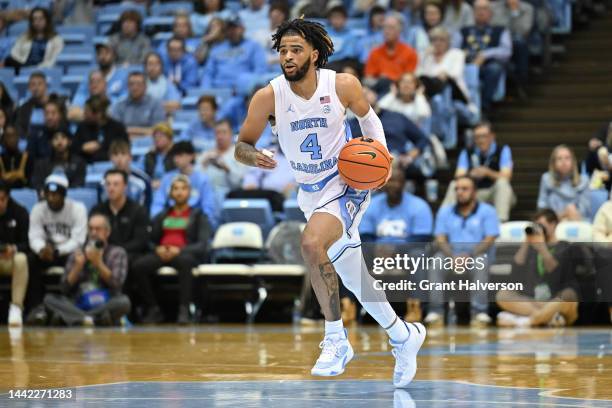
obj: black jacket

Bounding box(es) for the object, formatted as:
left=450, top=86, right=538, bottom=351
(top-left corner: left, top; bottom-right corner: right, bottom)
left=150, top=207, right=211, bottom=263
left=31, top=153, right=87, bottom=191
left=90, top=199, right=150, bottom=257
left=73, top=118, right=129, bottom=163
left=143, top=150, right=176, bottom=180
left=0, top=198, right=29, bottom=252
left=0, top=149, right=34, bottom=189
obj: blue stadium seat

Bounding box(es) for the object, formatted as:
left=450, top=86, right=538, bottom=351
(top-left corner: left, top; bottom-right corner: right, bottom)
left=131, top=136, right=154, bottom=158
left=152, top=31, right=173, bottom=48
left=143, top=16, right=174, bottom=34
left=57, top=25, right=96, bottom=39
left=85, top=161, right=113, bottom=187
left=221, top=199, right=276, bottom=238
left=56, top=53, right=96, bottom=73
left=61, top=74, right=84, bottom=97
left=67, top=188, right=99, bottom=211
left=150, top=1, right=193, bottom=15
left=173, top=110, right=198, bottom=123
left=62, top=44, right=95, bottom=55
left=172, top=121, right=189, bottom=135
left=10, top=189, right=39, bottom=212
left=283, top=199, right=306, bottom=222
left=67, top=65, right=95, bottom=76
left=0, top=67, right=14, bottom=84
left=95, top=3, right=146, bottom=20
left=7, top=20, right=27, bottom=37
left=225, top=1, right=243, bottom=12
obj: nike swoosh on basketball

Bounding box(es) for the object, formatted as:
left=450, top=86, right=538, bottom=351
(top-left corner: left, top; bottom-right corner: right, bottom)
left=355, top=151, right=377, bottom=159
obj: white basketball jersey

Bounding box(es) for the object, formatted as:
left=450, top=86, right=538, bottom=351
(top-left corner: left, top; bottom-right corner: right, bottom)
left=270, top=69, right=351, bottom=184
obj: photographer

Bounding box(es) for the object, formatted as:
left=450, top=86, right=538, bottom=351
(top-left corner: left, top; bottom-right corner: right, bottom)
left=496, top=209, right=579, bottom=327
left=43, top=214, right=130, bottom=326
left=0, top=181, right=29, bottom=326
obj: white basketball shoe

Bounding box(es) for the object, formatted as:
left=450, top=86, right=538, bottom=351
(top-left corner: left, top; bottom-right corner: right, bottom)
left=311, top=329, right=354, bottom=376
left=390, top=322, right=427, bottom=388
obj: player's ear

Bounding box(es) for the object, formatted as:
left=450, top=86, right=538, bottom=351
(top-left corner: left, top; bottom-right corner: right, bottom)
left=311, top=49, right=319, bottom=66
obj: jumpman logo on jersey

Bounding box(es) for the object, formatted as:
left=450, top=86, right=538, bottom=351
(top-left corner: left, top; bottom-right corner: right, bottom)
left=286, top=104, right=295, bottom=113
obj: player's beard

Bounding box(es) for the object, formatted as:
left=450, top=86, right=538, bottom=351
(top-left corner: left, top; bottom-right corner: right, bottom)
left=282, top=57, right=311, bottom=82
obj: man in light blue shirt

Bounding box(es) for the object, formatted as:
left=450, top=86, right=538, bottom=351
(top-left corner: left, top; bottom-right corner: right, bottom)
left=164, top=37, right=199, bottom=95
left=428, top=175, right=500, bottom=327
left=151, top=141, right=218, bottom=227
left=325, top=4, right=360, bottom=63
left=201, top=15, right=268, bottom=93
left=179, top=95, right=217, bottom=152
left=239, top=0, right=270, bottom=38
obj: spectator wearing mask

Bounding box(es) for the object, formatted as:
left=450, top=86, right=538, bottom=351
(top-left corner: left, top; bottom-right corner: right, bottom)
left=496, top=209, right=579, bottom=327
left=443, top=0, right=474, bottom=34
left=139, top=122, right=176, bottom=190
left=26, top=174, right=87, bottom=324
left=110, top=71, right=166, bottom=138
left=133, top=174, right=211, bottom=324
left=151, top=141, right=218, bottom=226
left=6, top=7, right=64, bottom=70
left=14, top=71, right=49, bottom=139
left=108, top=10, right=151, bottom=66
left=27, top=98, right=70, bottom=161
left=0, top=125, right=32, bottom=189
left=427, top=175, right=499, bottom=328
left=164, top=37, right=199, bottom=96
left=442, top=121, right=515, bottom=222
left=31, top=130, right=85, bottom=191
left=537, top=145, right=590, bottom=221
left=144, top=52, right=181, bottom=115
left=0, top=181, right=29, bottom=327
left=180, top=95, right=217, bottom=152
left=43, top=213, right=130, bottom=326
left=458, top=0, right=512, bottom=112
left=68, top=70, right=111, bottom=122
left=103, top=140, right=152, bottom=210
left=198, top=119, right=247, bottom=208
left=325, top=3, right=360, bottom=63
left=201, top=15, right=267, bottom=92
left=378, top=72, right=432, bottom=129
left=364, top=14, right=419, bottom=95
left=73, top=95, right=129, bottom=163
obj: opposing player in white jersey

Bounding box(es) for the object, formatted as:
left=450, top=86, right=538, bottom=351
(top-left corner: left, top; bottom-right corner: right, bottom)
left=235, top=19, right=426, bottom=387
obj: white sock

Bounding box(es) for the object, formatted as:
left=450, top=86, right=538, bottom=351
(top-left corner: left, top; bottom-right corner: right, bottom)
left=386, top=316, right=410, bottom=344
left=324, top=319, right=344, bottom=337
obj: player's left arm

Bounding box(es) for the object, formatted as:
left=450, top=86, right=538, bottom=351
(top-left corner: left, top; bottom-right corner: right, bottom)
left=336, top=73, right=387, bottom=150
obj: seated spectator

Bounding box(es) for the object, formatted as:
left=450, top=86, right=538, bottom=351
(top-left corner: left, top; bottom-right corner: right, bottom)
left=138, top=122, right=176, bottom=190
left=496, top=209, right=579, bottom=327
left=458, top=0, right=512, bottom=112
left=190, top=0, right=228, bottom=36
left=427, top=175, right=499, bottom=328
left=325, top=3, right=360, bottom=63
left=27, top=98, right=70, bottom=161
left=594, top=196, right=612, bottom=242
left=68, top=71, right=111, bottom=122
left=103, top=140, right=152, bottom=210
left=358, top=6, right=386, bottom=64
left=586, top=121, right=612, bottom=192
left=242, top=142, right=296, bottom=197
left=73, top=95, right=129, bottom=163
left=14, top=71, right=49, bottom=139
left=0, top=82, right=15, bottom=116
left=91, top=169, right=150, bottom=260
left=26, top=174, right=87, bottom=324
left=364, top=14, right=419, bottom=95
left=423, top=1, right=445, bottom=32
left=133, top=174, right=211, bottom=324
left=417, top=27, right=470, bottom=103
left=43, top=213, right=130, bottom=326
left=31, top=130, right=85, bottom=192
left=90, top=42, right=129, bottom=103
left=180, top=95, right=217, bottom=152
left=491, top=0, right=533, bottom=92
left=151, top=141, right=218, bottom=226
left=537, top=145, right=590, bottom=221
left=201, top=15, right=267, bottom=92
left=442, top=121, right=515, bottom=222
left=145, top=52, right=181, bottom=115
left=198, top=119, right=247, bottom=208
left=108, top=10, right=151, bottom=66
left=443, top=0, right=474, bottom=34
left=0, top=125, right=33, bottom=189
left=164, top=37, right=199, bottom=96
left=250, top=2, right=289, bottom=71
left=156, top=12, right=200, bottom=58
left=194, top=17, right=225, bottom=65
left=110, top=72, right=166, bottom=138
left=359, top=165, right=433, bottom=322
left=0, top=181, right=29, bottom=326
left=351, top=86, right=430, bottom=186
left=378, top=73, right=432, bottom=128
left=240, top=0, right=270, bottom=38
left=5, top=7, right=64, bottom=71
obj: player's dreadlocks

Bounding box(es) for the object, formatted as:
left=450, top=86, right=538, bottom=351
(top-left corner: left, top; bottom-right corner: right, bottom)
left=271, top=18, right=334, bottom=68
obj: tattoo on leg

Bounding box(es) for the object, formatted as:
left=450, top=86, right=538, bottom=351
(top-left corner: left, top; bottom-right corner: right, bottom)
left=319, top=261, right=341, bottom=320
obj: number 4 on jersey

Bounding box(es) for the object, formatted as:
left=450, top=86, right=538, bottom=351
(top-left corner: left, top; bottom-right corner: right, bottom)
left=300, top=133, right=322, bottom=160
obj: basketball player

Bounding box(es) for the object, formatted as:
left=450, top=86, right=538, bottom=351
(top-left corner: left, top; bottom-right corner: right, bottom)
left=235, top=19, right=426, bottom=387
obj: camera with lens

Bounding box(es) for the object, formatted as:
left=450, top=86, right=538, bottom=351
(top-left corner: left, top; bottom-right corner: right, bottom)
left=86, top=239, right=105, bottom=250
left=525, top=223, right=545, bottom=236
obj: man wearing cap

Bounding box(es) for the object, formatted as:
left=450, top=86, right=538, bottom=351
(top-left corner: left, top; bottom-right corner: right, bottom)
left=26, top=174, right=88, bottom=324
left=151, top=141, right=218, bottom=227
left=139, top=122, right=176, bottom=190
left=201, top=14, right=267, bottom=92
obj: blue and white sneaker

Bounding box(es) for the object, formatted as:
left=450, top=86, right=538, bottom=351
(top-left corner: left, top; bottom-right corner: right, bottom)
left=311, top=329, right=354, bottom=376
left=390, top=322, right=427, bottom=388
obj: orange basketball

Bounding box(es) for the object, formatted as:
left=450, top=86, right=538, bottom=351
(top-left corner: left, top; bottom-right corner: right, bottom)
left=338, top=137, right=391, bottom=190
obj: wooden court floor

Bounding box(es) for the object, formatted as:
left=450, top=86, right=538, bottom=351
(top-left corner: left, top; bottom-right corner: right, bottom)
left=0, top=325, right=611, bottom=406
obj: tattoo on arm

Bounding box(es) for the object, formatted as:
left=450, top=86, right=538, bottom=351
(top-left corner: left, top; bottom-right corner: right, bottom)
left=234, top=141, right=259, bottom=166
left=319, top=261, right=341, bottom=320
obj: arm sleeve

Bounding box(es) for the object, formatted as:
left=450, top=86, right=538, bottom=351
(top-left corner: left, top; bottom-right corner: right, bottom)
left=28, top=205, right=46, bottom=253
left=356, top=107, right=387, bottom=150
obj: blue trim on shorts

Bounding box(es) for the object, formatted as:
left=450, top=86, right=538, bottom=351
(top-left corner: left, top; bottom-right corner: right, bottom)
left=330, top=242, right=362, bottom=264
left=340, top=188, right=370, bottom=239
left=299, top=171, right=339, bottom=192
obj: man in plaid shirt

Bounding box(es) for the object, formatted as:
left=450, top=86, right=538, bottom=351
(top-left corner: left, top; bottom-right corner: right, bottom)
left=43, top=213, right=131, bottom=326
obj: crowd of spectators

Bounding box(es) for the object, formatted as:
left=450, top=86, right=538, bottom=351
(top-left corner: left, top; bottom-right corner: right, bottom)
left=0, top=0, right=609, bottom=328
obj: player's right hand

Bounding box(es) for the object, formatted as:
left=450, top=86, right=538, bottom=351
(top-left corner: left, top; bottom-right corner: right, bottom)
left=255, top=150, right=278, bottom=170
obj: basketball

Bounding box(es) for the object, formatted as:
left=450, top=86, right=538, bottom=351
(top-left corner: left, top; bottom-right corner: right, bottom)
left=338, top=137, right=392, bottom=190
